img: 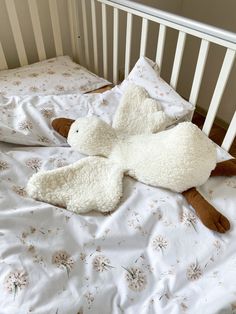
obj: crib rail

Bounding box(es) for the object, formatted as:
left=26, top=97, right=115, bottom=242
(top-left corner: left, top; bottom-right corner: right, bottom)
left=98, top=0, right=236, bottom=138
left=0, top=0, right=235, bottom=151
left=105, top=0, right=236, bottom=48
left=96, top=0, right=236, bottom=151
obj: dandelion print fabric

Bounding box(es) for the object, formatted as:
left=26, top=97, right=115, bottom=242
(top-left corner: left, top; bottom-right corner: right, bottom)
left=0, top=140, right=236, bottom=314
left=0, top=86, right=123, bottom=146
left=0, top=58, right=236, bottom=313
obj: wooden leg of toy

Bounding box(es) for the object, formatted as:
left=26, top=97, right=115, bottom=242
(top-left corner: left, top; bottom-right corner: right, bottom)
left=52, top=118, right=75, bottom=138
left=210, top=159, right=236, bottom=177
left=182, top=187, right=230, bottom=233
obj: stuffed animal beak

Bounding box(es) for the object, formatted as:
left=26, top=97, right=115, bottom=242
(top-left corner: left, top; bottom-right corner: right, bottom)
left=52, top=118, right=75, bottom=138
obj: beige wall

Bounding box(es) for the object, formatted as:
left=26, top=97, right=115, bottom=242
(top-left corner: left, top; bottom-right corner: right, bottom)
left=180, top=0, right=236, bottom=32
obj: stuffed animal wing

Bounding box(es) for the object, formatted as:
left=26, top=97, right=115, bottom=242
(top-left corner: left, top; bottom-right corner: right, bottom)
left=113, top=85, right=170, bottom=135
left=27, top=156, right=124, bottom=213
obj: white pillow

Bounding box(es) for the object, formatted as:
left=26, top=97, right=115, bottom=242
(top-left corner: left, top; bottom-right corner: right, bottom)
left=119, top=56, right=195, bottom=124
left=0, top=56, right=110, bottom=97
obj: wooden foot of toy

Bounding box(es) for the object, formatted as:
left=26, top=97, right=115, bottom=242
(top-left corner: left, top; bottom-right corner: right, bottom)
left=210, top=159, right=236, bottom=177
left=182, top=187, right=230, bottom=233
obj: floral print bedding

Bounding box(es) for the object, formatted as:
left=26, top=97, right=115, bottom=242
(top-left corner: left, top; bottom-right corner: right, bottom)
left=0, top=56, right=110, bottom=97
left=0, top=63, right=236, bottom=313
left=0, top=141, right=236, bottom=314
left=0, top=57, right=236, bottom=314
left=0, top=88, right=123, bottom=146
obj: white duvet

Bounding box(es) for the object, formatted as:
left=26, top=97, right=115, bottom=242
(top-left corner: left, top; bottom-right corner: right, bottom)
left=0, top=91, right=236, bottom=313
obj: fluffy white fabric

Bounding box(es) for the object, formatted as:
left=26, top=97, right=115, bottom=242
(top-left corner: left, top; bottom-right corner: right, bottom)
left=27, top=156, right=124, bottom=213
left=110, top=122, right=216, bottom=192
left=113, top=85, right=169, bottom=135
left=66, top=117, right=216, bottom=193
left=27, top=85, right=217, bottom=213
left=68, top=117, right=118, bottom=157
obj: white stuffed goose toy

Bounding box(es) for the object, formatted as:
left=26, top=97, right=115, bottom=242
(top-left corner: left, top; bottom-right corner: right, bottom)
left=27, top=85, right=235, bottom=233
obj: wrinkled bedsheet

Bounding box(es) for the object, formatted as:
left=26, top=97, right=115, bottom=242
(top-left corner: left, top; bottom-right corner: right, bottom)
left=0, top=93, right=236, bottom=314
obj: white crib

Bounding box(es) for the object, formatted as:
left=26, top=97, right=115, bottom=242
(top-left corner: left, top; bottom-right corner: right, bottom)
left=0, top=0, right=235, bottom=151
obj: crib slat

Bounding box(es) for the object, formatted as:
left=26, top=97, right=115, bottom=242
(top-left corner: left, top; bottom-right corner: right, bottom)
left=189, top=39, right=209, bottom=105
left=5, top=0, right=28, bottom=66
left=68, top=0, right=79, bottom=62
left=221, top=111, right=236, bottom=151
left=81, top=0, right=90, bottom=68
left=203, top=48, right=236, bottom=135
left=140, top=18, right=148, bottom=56
left=28, top=0, right=46, bottom=61
left=91, top=0, right=99, bottom=74
left=98, top=0, right=236, bottom=51
left=0, top=42, right=8, bottom=70
left=49, top=0, right=63, bottom=56
left=113, top=7, right=119, bottom=84
left=125, top=13, right=133, bottom=77
left=170, top=31, right=186, bottom=89
left=155, top=24, right=166, bottom=72
left=102, top=3, right=108, bottom=79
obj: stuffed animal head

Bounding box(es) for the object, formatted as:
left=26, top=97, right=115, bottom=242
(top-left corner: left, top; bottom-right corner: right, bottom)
left=67, top=116, right=117, bottom=157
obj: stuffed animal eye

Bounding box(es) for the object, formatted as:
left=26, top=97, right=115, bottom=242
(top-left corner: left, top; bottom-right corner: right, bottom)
left=76, top=130, right=79, bottom=133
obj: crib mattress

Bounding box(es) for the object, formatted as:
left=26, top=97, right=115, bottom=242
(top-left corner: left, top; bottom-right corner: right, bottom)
left=0, top=93, right=236, bottom=314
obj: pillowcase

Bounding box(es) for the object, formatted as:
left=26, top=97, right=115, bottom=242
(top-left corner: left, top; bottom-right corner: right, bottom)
left=119, top=56, right=195, bottom=124
left=0, top=56, right=110, bottom=97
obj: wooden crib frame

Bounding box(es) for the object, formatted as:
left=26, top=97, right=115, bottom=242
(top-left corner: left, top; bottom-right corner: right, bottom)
left=0, top=0, right=235, bottom=151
